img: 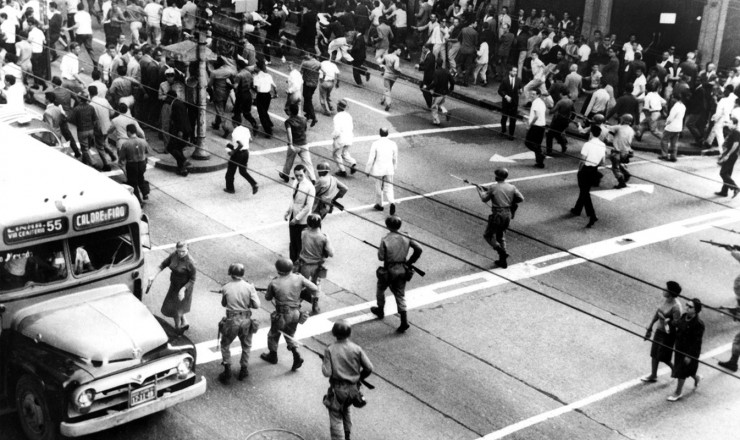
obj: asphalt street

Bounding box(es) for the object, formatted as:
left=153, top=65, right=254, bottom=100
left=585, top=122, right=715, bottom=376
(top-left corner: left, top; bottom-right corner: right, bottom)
left=3, top=25, right=740, bottom=440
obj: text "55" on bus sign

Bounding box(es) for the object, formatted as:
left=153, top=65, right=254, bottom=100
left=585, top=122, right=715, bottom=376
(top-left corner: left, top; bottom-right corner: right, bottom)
left=3, top=218, right=69, bottom=245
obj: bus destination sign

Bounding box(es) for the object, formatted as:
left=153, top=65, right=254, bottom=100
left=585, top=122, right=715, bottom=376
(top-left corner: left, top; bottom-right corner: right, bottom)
left=73, top=204, right=129, bottom=231
left=3, top=217, right=69, bottom=245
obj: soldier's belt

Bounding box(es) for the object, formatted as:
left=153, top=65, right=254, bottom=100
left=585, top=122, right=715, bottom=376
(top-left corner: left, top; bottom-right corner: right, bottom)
left=276, top=305, right=299, bottom=313
left=226, top=310, right=252, bottom=318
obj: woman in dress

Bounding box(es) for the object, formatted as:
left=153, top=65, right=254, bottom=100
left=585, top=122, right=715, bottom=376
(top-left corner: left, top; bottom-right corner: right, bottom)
left=149, top=242, right=196, bottom=333
left=668, top=298, right=704, bottom=401
left=642, top=280, right=683, bottom=383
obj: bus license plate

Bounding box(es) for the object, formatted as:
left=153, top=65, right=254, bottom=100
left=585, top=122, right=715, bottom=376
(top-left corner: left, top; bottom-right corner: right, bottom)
left=130, top=384, right=156, bottom=407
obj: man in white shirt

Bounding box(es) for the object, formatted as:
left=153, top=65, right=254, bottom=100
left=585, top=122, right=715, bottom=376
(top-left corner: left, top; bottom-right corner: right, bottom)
left=584, top=80, right=610, bottom=119
left=0, top=12, right=16, bottom=55
left=332, top=99, right=356, bottom=177
left=705, top=85, right=737, bottom=149
left=27, top=19, right=46, bottom=88
left=144, top=0, right=163, bottom=46
left=224, top=125, right=259, bottom=194
left=284, top=63, right=303, bottom=115
left=660, top=93, right=686, bottom=162
left=636, top=83, right=665, bottom=141
left=522, top=52, right=546, bottom=104
left=525, top=88, right=547, bottom=168
left=632, top=67, right=646, bottom=101
left=161, top=3, right=181, bottom=45
left=60, top=42, right=84, bottom=94
left=366, top=127, right=398, bottom=213
left=571, top=125, right=605, bottom=228
left=67, top=3, right=93, bottom=62
left=98, top=43, right=115, bottom=84
left=319, top=58, right=339, bottom=115
left=1, top=74, right=24, bottom=112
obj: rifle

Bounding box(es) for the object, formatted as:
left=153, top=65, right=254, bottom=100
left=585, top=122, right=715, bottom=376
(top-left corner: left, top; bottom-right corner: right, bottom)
left=714, top=226, right=740, bottom=236
left=343, top=231, right=426, bottom=277
left=450, top=174, right=485, bottom=190
left=700, top=240, right=740, bottom=252
left=279, top=331, right=375, bottom=389
left=210, top=286, right=267, bottom=293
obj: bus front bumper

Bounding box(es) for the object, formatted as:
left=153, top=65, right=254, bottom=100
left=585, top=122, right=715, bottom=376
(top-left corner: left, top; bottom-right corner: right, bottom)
left=60, top=376, right=207, bottom=438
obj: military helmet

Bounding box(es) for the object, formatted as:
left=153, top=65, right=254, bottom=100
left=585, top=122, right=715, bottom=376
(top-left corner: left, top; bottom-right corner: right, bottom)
left=385, top=215, right=402, bottom=231
left=275, top=257, right=294, bottom=274
left=592, top=114, right=606, bottom=124
left=317, top=162, right=331, bottom=173
left=307, top=213, right=322, bottom=228
left=332, top=320, right=352, bottom=339
left=494, top=168, right=509, bottom=180
left=228, top=263, right=245, bottom=277
left=620, top=113, right=634, bottom=125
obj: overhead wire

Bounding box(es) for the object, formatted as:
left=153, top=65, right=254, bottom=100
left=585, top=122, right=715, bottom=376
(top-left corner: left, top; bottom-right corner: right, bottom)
left=16, top=44, right=740, bottom=383
left=17, top=31, right=740, bottom=320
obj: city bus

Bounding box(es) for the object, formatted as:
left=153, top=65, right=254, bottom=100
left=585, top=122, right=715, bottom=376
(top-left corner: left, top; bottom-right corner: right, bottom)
left=0, top=123, right=206, bottom=440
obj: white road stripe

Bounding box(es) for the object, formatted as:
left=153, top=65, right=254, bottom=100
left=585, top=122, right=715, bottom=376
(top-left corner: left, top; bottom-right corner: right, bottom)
left=150, top=160, right=648, bottom=252
left=267, top=67, right=289, bottom=78
left=344, top=97, right=390, bottom=116
left=479, top=342, right=733, bottom=440
left=194, top=210, right=740, bottom=368
left=251, top=123, right=500, bottom=156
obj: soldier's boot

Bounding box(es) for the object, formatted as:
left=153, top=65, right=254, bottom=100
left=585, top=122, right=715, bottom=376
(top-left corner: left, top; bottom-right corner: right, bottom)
left=370, top=306, right=384, bottom=319
left=310, top=297, right=321, bottom=316
left=238, top=366, right=249, bottom=381
left=260, top=351, right=278, bottom=364
left=290, top=348, right=304, bottom=371
left=218, top=364, right=232, bottom=384
left=396, top=311, right=410, bottom=333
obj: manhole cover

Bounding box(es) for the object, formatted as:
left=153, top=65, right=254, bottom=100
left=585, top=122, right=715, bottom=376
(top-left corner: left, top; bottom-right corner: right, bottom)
left=246, top=429, right=305, bottom=440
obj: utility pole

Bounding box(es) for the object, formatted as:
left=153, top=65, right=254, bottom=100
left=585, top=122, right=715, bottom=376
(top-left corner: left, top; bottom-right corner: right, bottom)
left=191, top=0, right=210, bottom=160
left=40, top=0, right=51, bottom=85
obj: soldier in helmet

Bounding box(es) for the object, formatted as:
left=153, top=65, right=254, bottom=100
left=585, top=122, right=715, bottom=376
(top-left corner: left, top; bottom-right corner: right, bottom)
left=322, top=320, right=374, bottom=440
left=217, top=263, right=261, bottom=383
left=370, top=215, right=422, bottom=333
left=261, top=257, right=319, bottom=370
left=314, top=162, right=348, bottom=219
left=477, top=168, right=524, bottom=269
left=296, top=214, right=334, bottom=315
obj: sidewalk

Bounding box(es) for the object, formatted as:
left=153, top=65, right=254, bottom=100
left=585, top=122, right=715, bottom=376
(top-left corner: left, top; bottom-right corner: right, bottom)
left=281, top=23, right=703, bottom=156
left=28, top=59, right=228, bottom=175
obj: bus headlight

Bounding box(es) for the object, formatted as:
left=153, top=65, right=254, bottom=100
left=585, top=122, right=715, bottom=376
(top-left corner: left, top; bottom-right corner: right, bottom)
left=74, top=389, right=95, bottom=413
left=176, top=358, right=193, bottom=379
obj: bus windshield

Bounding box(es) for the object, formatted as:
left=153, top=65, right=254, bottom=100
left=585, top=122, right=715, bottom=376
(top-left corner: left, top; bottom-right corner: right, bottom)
left=0, top=242, right=67, bottom=292
left=69, top=225, right=136, bottom=276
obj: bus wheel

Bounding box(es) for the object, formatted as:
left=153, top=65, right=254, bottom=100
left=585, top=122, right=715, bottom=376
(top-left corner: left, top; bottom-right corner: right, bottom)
left=16, top=375, right=59, bottom=440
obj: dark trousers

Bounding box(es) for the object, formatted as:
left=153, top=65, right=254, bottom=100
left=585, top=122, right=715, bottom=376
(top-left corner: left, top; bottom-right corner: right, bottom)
left=546, top=116, right=570, bottom=152
left=67, top=14, right=76, bottom=40
left=685, top=113, right=706, bottom=143
left=76, top=34, right=94, bottom=62
left=525, top=125, right=546, bottom=165
left=76, top=130, right=97, bottom=167
left=500, top=101, right=518, bottom=135
left=720, top=154, right=738, bottom=194
left=352, top=60, right=367, bottom=85
left=60, top=120, right=80, bottom=157
left=289, top=223, right=307, bottom=262
left=302, top=85, right=317, bottom=122
left=225, top=150, right=257, bottom=191
left=167, top=138, right=188, bottom=170
left=457, top=52, right=476, bottom=85
left=421, top=87, right=433, bottom=108
left=162, top=25, right=180, bottom=46
left=573, top=165, right=598, bottom=219
left=125, top=161, right=148, bottom=202
left=31, top=52, right=47, bottom=84
left=255, top=92, right=273, bottom=135
left=233, top=94, right=258, bottom=129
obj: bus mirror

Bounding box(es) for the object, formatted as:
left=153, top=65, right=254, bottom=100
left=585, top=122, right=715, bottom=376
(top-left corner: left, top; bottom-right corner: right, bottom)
left=141, top=214, right=151, bottom=250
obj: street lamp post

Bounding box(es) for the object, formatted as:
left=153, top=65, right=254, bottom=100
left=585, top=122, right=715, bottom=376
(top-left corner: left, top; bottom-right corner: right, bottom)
left=191, top=0, right=210, bottom=160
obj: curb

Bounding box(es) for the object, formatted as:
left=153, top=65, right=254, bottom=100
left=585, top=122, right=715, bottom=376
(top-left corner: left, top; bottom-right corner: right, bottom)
left=153, top=152, right=229, bottom=173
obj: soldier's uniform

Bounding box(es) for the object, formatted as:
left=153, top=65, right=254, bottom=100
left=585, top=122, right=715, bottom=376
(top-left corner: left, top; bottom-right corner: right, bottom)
left=219, top=277, right=260, bottom=383
left=296, top=226, right=334, bottom=314
left=262, top=265, right=319, bottom=370
left=480, top=172, right=524, bottom=269
left=372, top=218, right=422, bottom=333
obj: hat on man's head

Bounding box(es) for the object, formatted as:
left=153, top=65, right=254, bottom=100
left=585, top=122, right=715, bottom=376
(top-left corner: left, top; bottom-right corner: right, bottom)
left=165, top=67, right=175, bottom=75
left=666, top=281, right=682, bottom=297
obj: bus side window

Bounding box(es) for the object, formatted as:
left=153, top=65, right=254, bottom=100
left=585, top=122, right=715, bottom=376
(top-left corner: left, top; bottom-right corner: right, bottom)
left=0, top=242, right=68, bottom=292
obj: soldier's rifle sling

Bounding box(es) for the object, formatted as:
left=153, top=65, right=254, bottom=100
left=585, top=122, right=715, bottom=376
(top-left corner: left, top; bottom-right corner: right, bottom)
left=342, top=230, right=426, bottom=277
left=278, top=331, right=375, bottom=389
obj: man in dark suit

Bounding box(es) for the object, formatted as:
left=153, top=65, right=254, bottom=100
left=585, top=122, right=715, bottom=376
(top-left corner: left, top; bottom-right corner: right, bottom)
left=417, top=43, right=436, bottom=108
left=498, top=66, right=522, bottom=139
